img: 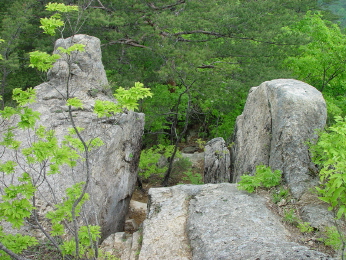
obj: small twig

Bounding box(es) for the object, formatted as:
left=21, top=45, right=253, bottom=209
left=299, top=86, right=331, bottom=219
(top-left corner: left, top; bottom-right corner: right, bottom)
left=147, top=0, right=185, bottom=10
left=102, top=39, right=151, bottom=49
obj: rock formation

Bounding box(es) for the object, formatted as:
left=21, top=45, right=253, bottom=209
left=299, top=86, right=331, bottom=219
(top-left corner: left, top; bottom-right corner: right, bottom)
left=98, top=78, right=335, bottom=259
left=231, top=79, right=327, bottom=198
left=204, top=137, right=230, bottom=183
left=139, top=184, right=332, bottom=260
left=0, top=34, right=144, bottom=242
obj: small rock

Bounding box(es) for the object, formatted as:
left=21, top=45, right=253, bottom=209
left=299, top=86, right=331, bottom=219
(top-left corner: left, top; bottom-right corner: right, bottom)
left=125, top=219, right=138, bottom=232
left=130, top=200, right=147, bottom=214
left=278, top=199, right=287, bottom=207
left=182, top=146, right=199, bottom=153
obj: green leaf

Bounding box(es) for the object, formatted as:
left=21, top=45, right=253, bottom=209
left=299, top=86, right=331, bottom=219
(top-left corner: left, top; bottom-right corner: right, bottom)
left=78, top=225, right=101, bottom=244
left=337, top=205, right=346, bottom=219
left=67, top=97, right=83, bottom=109
left=93, top=100, right=122, bottom=117
left=0, top=161, right=17, bottom=174
left=0, top=39, right=3, bottom=60
left=46, top=182, right=88, bottom=225
left=61, top=239, right=77, bottom=256
left=39, top=17, right=64, bottom=36
left=57, top=44, right=85, bottom=55
left=68, top=127, right=84, bottom=135
left=0, top=228, right=37, bottom=257
left=114, top=82, right=152, bottom=111
left=51, top=223, right=64, bottom=236
left=45, top=2, right=79, bottom=13
left=18, top=107, right=41, bottom=129
left=0, top=198, right=34, bottom=228
left=87, top=137, right=104, bottom=150
left=0, top=107, right=18, bottom=119
left=29, top=51, right=60, bottom=72
left=12, top=88, right=36, bottom=106
left=0, top=129, right=21, bottom=149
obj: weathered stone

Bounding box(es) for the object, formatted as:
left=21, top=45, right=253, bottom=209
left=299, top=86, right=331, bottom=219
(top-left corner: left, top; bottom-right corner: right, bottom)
left=129, top=231, right=141, bottom=260
left=101, top=232, right=126, bottom=257
left=182, top=152, right=204, bottom=168
left=130, top=200, right=147, bottom=214
left=300, top=204, right=338, bottom=229
left=139, top=184, right=333, bottom=260
left=204, top=137, right=230, bottom=183
left=231, top=79, right=327, bottom=198
left=138, top=186, right=198, bottom=260
left=125, top=219, right=139, bottom=232
left=121, top=236, right=133, bottom=260
left=182, top=146, right=199, bottom=153
left=0, top=35, right=144, bottom=242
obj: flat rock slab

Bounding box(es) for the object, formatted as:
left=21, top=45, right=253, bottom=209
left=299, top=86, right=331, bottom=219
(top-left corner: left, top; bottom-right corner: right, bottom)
left=139, top=183, right=333, bottom=260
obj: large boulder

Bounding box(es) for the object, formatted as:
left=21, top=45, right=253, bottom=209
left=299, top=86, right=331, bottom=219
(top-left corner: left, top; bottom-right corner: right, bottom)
left=231, top=79, right=327, bottom=198
left=139, top=184, right=332, bottom=260
left=0, top=34, right=144, bottom=242
left=204, top=137, right=230, bottom=183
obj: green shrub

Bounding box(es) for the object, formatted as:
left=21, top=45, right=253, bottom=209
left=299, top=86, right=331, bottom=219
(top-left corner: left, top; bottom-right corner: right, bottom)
left=283, top=209, right=300, bottom=225
left=182, top=171, right=203, bottom=185
left=310, top=116, right=346, bottom=219
left=237, top=165, right=282, bottom=193
left=309, top=116, right=346, bottom=257
left=272, top=186, right=290, bottom=204
left=297, top=222, right=314, bottom=233
left=171, top=156, right=192, bottom=176
left=319, top=226, right=345, bottom=251
left=139, top=144, right=179, bottom=179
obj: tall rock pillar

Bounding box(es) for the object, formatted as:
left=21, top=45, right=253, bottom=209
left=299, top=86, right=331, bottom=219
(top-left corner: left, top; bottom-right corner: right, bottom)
left=231, top=79, right=326, bottom=198
left=1, top=35, right=144, bottom=242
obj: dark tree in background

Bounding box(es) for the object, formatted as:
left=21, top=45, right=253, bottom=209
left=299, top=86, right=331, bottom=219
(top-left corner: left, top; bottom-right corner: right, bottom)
left=0, top=0, right=342, bottom=142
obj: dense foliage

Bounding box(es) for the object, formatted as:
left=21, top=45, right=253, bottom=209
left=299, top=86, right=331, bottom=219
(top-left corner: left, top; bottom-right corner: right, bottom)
left=0, top=0, right=343, bottom=144
left=309, top=116, right=346, bottom=258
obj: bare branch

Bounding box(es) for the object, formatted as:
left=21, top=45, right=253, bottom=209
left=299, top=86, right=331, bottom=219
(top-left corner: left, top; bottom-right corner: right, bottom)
left=147, top=0, right=185, bottom=10
left=171, top=30, right=225, bottom=37
left=164, top=30, right=297, bottom=45
left=197, top=65, right=215, bottom=69
left=88, top=0, right=113, bottom=12
left=197, top=61, right=240, bottom=69
left=102, top=39, right=151, bottom=49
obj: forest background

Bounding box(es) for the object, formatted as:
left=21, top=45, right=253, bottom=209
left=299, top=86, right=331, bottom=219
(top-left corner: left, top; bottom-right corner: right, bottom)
left=1, top=0, right=346, bottom=147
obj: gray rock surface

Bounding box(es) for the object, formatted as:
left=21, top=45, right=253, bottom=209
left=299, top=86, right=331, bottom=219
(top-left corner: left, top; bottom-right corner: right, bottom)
left=300, top=204, right=338, bottom=229
left=181, top=152, right=204, bottom=168
left=0, top=35, right=144, bottom=242
left=204, top=137, right=230, bottom=183
left=138, top=185, right=197, bottom=260
left=139, top=184, right=332, bottom=260
left=101, top=231, right=142, bottom=260
left=231, top=79, right=327, bottom=198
